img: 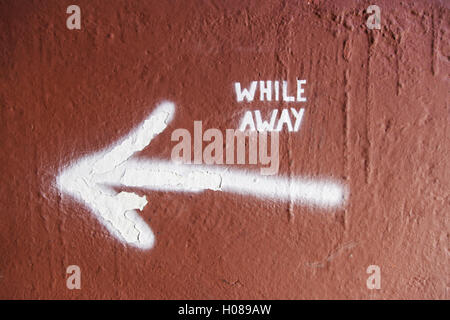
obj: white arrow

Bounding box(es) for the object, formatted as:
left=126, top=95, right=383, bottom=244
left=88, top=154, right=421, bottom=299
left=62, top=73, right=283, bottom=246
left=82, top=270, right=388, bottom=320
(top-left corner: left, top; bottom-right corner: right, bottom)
left=57, top=101, right=347, bottom=250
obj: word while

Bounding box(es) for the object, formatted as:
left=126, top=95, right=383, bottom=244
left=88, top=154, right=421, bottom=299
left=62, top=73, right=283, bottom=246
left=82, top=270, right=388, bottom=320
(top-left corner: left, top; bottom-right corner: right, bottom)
left=235, top=80, right=307, bottom=102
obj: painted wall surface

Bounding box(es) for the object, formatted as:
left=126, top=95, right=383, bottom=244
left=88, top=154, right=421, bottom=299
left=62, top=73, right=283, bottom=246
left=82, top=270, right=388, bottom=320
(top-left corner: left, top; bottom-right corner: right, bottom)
left=0, top=0, right=448, bottom=299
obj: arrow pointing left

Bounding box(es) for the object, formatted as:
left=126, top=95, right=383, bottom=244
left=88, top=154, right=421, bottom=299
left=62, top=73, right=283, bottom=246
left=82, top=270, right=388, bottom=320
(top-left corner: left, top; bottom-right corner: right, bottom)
left=57, top=101, right=346, bottom=250
left=57, top=101, right=175, bottom=249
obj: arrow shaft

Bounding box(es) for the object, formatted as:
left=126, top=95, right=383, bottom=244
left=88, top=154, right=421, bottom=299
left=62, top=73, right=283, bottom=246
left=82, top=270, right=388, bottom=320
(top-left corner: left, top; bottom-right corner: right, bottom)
left=94, top=159, right=346, bottom=208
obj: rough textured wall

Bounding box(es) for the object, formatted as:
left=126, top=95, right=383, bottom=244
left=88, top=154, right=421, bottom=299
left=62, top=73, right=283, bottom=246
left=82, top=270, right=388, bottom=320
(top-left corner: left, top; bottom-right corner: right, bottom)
left=0, top=0, right=448, bottom=299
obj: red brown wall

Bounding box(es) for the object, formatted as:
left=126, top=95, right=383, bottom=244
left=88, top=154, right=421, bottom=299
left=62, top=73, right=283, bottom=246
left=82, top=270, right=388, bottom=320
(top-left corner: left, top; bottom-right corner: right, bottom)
left=0, top=0, right=448, bottom=299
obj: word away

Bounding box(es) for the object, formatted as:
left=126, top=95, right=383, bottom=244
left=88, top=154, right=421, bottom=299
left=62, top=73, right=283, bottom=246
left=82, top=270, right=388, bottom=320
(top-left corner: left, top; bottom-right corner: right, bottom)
left=239, top=108, right=305, bottom=132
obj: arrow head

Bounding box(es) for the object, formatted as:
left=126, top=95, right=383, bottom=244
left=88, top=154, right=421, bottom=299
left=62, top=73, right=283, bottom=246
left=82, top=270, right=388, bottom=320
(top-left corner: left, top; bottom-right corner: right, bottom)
left=57, top=101, right=175, bottom=249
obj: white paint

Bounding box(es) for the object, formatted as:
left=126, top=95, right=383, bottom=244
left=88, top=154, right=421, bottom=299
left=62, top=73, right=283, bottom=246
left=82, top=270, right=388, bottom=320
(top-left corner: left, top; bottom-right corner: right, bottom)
left=274, top=80, right=280, bottom=101
left=234, top=80, right=307, bottom=102
left=94, top=159, right=346, bottom=208
left=275, top=108, right=293, bottom=131
left=57, top=101, right=174, bottom=249
left=239, top=108, right=305, bottom=132
left=296, top=80, right=307, bottom=102
left=255, top=110, right=278, bottom=131
left=282, top=81, right=295, bottom=102
left=235, top=81, right=257, bottom=102
left=291, top=107, right=305, bottom=131
left=259, top=80, right=272, bottom=101
left=239, top=111, right=256, bottom=131
left=57, top=101, right=346, bottom=250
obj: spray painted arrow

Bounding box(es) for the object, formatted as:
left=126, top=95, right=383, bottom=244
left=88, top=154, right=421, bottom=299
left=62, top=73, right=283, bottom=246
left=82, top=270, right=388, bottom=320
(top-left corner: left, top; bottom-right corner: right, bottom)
left=57, top=101, right=347, bottom=250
